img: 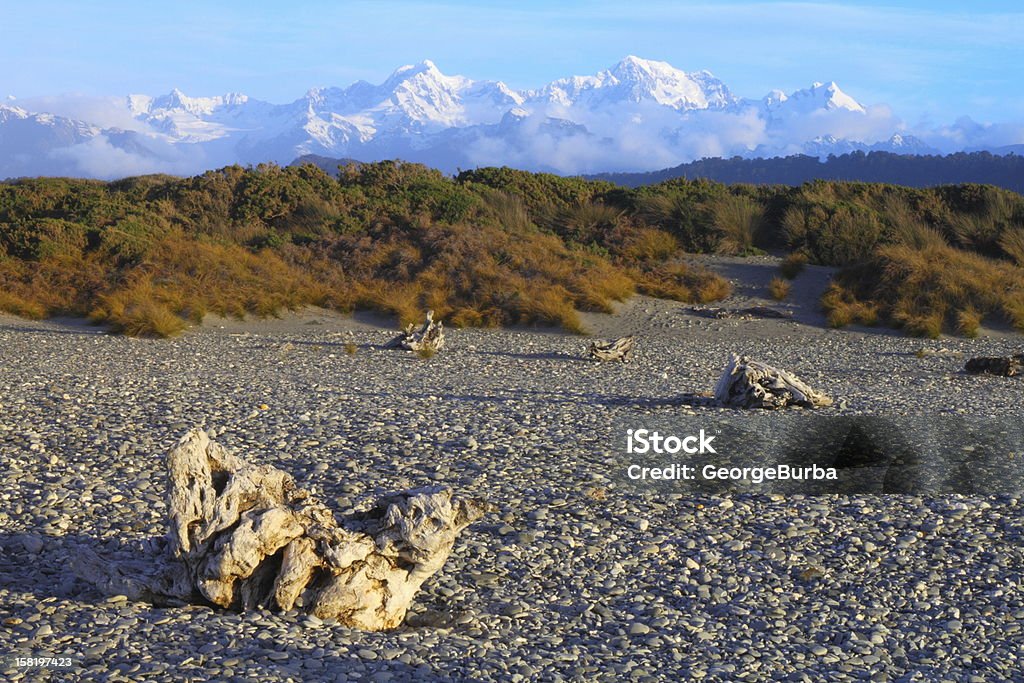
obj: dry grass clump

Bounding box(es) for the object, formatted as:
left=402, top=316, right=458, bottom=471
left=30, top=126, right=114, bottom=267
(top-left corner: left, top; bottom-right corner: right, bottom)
left=824, top=242, right=1024, bottom=337
left=998, top=227, right=1024, bottom=266
left=86, top=236, right=324, bottom=336
left=821, top=282, right=879, bottom=328
left=615, top=228, right=680, bottom=263
left=105, top=300, right=188, bottom=338
left=695, top=273, right=734, bottom=302
left=955, top=307, right=982, bottom=338
left=0, top=289, right=47, bottom=319
left=779, top=252, right=808, bottom=279
left=631, top=261, right=731, bottom=303
left=517, top=284, right=587, bottom=333
left=768, top=277, right=790, bottom=301
left=711, top=194, right=764, bottom=255
left=558, top=200, right=623, bottom=245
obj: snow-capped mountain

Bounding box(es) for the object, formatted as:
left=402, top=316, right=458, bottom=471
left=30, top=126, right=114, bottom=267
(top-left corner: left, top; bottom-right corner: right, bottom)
left=797, top=133, right=939, bottom=158
left=0, top=56, right=995, bottom=179
left=760, top=81, right=866, bottom=118
left=529, top=56, right=737, bottom=112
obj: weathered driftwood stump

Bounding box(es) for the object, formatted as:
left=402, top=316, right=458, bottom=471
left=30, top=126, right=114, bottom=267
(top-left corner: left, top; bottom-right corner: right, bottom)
left=714, top=353, right=833, bottom=409
left=589, top=336, right=635, bottom=362
left=965, top=355, right=1023, bottom=377
left=385, top=310, right=445, bottom=352
left=76, top=429, right=488, bottom=630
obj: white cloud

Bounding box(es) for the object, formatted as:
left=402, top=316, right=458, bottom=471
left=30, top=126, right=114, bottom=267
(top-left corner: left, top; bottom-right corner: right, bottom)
left=915, top=116, right=1024, bottom=153
left=17, top=94, right=151, bottom=132
left=48, top=135, right=205, bottom=179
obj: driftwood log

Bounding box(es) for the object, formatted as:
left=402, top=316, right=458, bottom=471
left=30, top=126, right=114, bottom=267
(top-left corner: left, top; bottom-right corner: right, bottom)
left=76, top=429, right=488, bottom=630
left=965, top=355, right=1024, bottom=377
left=714, top=353, right=833, bottom=409
left=385, top=310, right=445, bottom=352
left=589, top=336, right=636, bottom=362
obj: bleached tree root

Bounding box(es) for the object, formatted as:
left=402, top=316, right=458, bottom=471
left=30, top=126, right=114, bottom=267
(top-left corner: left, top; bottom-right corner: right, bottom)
left=714, top=353, right=833, bottom=409
left=385, top=310, right=446, bottom=352
left=589, top=336, right=635, bottom=362
left=76, top=429, right=488, bottom=630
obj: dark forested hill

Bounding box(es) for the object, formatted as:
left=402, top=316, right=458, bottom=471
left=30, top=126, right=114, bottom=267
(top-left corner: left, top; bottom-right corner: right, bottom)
left=588, top=151, right=1024, bottom=193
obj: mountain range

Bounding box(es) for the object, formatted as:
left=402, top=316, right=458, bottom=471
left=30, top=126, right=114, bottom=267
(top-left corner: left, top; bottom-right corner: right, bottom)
left=1, top=56, right=1016, bottom=180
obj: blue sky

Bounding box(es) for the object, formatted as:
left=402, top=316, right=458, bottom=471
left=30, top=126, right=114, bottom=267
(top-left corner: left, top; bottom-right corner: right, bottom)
left=4, top=1, right=1023, bottom=125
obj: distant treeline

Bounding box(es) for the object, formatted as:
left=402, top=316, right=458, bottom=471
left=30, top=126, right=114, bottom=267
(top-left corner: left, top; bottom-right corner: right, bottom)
left=589, top=151, right=1024, bottom=194
left=1, top=161, right=1023, bottom=337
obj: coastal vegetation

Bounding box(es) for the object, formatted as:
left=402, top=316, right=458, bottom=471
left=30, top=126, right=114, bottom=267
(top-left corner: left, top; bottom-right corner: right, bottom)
left=1, top=161, right=1023, bottom=337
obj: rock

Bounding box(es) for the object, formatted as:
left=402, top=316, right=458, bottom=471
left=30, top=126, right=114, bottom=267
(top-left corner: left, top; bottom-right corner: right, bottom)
left=588, top=336, right=636, bottom=363
left=19, top=534, right=44, bottom=555
left=384, top=310, right=446, bottom=353
left=964, top=356, right=1023, bottom=377
left=74, top=429, right=489, bottom=631
left=713, top=354, right=833, bottom=409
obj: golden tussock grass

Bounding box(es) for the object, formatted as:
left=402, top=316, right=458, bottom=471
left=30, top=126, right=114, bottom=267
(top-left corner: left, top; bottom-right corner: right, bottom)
left=768, top=277, right=790, bottom=301
left=631, top=261, right=731, bottom=303
left=821, top=282, right=879, bottom=328
left=998, top=227, right=1024, bottom=266
left=779, top=252, right=808, bottom=279
left=614, top=228, right=680, bottom=263
left=711, top=194, right=764, bottom=255
left=0, top=288, right=47, bottom=319
left=825, top=242, right=1024, bottom=336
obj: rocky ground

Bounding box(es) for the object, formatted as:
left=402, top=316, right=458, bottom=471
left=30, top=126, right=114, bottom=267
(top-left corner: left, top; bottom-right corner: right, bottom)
left=1, top=258, right=1023, bottom=681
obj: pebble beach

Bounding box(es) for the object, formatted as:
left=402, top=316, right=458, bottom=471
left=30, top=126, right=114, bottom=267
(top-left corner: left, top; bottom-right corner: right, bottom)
left=2, top=258, right=1023, bottom=682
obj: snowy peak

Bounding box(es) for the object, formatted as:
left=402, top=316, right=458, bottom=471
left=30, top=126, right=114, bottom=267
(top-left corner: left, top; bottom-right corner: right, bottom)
left=608, top=56, right=735, bottom=109
left=304, top=59, right=523, bottom=132
left=147, top=88, right=250, bottom=116
left=0, top=103, right=30, bottom=121
left=766, top=81, right=865, bottom=116
left=535, top=56, right=736, bottom=111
